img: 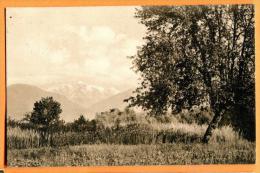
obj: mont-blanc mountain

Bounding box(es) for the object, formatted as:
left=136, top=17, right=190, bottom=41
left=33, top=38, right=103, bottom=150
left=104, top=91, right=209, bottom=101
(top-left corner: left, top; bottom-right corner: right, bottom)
left=7, top=84, right=90, bottom=121
left=7, top=83, right=134, bottom=122
left=46, top=81, right=120, bottom=108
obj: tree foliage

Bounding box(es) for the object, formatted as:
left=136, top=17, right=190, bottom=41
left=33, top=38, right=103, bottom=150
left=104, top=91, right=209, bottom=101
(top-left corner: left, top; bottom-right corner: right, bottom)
left=126, top=5, right=255, bottom=142
left=71, top=115, right=89, bottom=132
left=24, top=97, right=63, bottom=146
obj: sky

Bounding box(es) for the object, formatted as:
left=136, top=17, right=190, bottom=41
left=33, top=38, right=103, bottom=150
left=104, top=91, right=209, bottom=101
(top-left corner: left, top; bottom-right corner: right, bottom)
left=6, top=7, right=146, bottom=91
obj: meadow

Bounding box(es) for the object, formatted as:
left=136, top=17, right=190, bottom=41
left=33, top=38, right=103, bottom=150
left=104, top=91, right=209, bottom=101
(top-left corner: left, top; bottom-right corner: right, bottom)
left=8, top=142, right=255, bottom=167
left=7, top=115, right=255, bottom=166
left=7, top=109, right=256, bottom=166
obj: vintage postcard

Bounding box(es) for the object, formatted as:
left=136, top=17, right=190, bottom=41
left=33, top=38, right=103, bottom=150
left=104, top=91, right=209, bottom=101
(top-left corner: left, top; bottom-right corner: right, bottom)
left=0, top=0, right=258, bottom=173
left=5, top=4, right=256, bottom=167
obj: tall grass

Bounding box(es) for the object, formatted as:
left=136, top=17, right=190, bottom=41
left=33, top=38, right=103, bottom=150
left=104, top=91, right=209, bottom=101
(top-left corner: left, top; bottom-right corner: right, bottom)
left=150, top=122, right=242, bottom=143
left=7, top=127, right=40, bottom=149
left=7, top=123, right=244, bottom=149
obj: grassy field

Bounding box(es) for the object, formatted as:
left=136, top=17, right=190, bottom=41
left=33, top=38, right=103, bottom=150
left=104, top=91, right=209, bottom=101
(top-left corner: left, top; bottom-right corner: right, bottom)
left=7, top=112, right=255, bottom=166
left=7, top=123, right=242, bottom=149
left=8, top=142, right=255, bottom=167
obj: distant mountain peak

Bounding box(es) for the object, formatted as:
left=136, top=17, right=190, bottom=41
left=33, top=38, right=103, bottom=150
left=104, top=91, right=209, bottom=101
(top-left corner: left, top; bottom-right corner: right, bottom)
left=7, top=83, right=90, bottom=122
left=45, top=81, right=120, bottom=108
left=7, top=83, right=138, bottom=122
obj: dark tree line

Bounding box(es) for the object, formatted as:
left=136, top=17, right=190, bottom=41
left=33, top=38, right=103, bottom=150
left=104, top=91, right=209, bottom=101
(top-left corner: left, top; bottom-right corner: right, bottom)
left=8, top=97, right=109, bottom=146
left=125, top=5, right=255, bottom=142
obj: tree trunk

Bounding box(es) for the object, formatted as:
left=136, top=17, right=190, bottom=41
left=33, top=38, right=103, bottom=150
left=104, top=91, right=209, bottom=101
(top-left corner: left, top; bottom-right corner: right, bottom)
left=39, top=132, right=45, bottom=147
left=202, top=110, right=224, bottom=143
left=50, top=133, right=53, bottom=147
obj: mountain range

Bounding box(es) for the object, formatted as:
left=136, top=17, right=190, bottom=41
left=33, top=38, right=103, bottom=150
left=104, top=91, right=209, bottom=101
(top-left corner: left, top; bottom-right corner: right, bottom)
left=46, top=81, right=120, bottom=108
left=7, top=84, right=134, bottom=122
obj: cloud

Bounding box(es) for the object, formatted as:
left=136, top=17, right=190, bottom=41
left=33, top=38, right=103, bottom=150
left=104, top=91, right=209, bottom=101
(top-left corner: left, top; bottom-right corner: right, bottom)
left=6, top=7, right=146, bottom=91
left=48, top=25, right=141, bottom=78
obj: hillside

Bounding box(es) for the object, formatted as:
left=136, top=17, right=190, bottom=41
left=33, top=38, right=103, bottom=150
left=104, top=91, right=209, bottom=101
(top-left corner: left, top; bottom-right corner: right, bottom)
left=7, top=84, right=90, bottom=121
left=86, top=89, right=135, bottom=114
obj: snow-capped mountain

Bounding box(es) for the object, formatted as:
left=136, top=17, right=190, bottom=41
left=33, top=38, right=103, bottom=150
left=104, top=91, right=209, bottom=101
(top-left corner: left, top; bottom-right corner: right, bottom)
left=46, top=81, right=120, bottom=108
left=7, top=84, right=90, bottom=122
left=7, top=83, right=139, bottom=122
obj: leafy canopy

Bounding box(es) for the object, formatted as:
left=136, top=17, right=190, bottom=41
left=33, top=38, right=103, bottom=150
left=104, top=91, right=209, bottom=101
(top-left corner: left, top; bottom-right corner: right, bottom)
left=126, top=5, right=254, bottom=118
left=26, top=96, right=63, bottom=132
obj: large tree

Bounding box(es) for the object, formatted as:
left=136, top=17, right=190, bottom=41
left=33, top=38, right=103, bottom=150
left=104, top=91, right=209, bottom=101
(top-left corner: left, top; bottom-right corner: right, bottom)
left=126, top=5, right=255, bottom=143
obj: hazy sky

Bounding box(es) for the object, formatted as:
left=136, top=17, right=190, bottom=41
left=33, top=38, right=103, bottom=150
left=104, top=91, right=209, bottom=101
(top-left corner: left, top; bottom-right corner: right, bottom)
left=6, top=7, right=146, bottom=91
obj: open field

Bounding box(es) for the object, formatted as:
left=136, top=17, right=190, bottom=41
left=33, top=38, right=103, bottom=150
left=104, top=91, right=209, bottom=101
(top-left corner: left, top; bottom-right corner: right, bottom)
left=8, top=142, right=255, bottom=167
left=7, top=118, right=255, bottom=166
left=7, top=123, right=242, bottom=149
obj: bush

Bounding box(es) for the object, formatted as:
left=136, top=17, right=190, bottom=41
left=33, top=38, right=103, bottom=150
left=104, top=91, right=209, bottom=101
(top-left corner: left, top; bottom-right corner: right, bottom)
left=175, top=108, right=212, bottom=125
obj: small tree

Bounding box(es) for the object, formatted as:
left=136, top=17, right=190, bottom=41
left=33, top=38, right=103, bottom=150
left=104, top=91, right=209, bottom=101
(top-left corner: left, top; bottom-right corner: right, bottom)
left=26, top=97, right=62, bottom=146
left=72, top=115, right=88, bottom=132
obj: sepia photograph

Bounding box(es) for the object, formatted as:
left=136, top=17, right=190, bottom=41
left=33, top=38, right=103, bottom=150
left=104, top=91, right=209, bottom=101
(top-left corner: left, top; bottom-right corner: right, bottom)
left=6, top=5, right=255, bottom=167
